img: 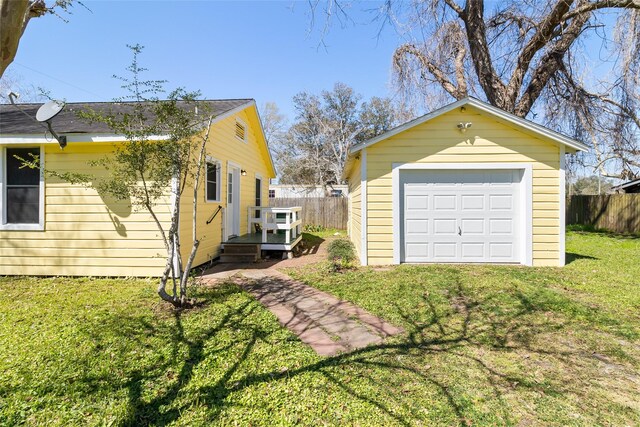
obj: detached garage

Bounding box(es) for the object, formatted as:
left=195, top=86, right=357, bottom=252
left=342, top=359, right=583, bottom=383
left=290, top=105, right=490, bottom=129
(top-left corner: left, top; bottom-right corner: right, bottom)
left=344, top=97, right=589, bottom=267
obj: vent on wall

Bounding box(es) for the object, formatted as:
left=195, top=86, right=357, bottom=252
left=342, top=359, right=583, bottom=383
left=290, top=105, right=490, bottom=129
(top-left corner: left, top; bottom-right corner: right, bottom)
left=235, top=120, right=246, bottom=141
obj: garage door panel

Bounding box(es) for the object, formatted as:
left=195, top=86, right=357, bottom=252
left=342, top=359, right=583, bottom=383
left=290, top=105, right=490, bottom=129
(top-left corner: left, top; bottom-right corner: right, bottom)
left=433, top=195, right=456, bottom=210
left=489, top=243, right=515, bottom=258
left=461, top=195, right=484, bottom=210
left=433, top=219, right=457, bottom=234
left=402, top=169, right=522, bottom=264
left=489, top=194, right=514, bottom=210
left=406, top=243, right=428, bottom=259
left=461, top=243, right=485, bottom=258
left=461, top=219, right=484, bottom=234
left=406, top=219, right=428, bottom=234
left=489, top=218, right=513, bottom=234
left=433, top=243, right=456, bottom=258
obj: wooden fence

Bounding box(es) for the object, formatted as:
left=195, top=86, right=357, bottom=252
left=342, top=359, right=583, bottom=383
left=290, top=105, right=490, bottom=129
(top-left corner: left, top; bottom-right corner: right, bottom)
left=566, top=194, right=640, bottom=234
left=270, top=197, right=348, bottom=230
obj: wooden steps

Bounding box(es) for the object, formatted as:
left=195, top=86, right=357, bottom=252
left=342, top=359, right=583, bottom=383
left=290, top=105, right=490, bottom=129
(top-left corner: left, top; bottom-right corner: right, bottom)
left=220, top=244, right=260, bottom=263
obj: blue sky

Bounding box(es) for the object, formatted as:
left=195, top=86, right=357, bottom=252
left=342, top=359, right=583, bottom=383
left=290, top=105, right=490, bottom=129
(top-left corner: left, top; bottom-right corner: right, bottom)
left=7, top=1, right=401, bottom=120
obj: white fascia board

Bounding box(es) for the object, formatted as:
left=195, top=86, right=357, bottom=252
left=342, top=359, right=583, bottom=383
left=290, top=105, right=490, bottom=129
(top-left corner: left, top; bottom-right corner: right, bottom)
left=466, top=99, right=589, bottom=152
left=0, top=133, right=172, bottom=144
left=349, top=97, right=589, bottom=155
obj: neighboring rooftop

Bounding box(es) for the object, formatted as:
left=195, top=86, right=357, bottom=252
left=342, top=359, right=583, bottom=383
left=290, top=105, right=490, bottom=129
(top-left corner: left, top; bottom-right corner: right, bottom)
left=0, top=99, right=253, bottom=134
left=611, top=178, right=640, bottom=194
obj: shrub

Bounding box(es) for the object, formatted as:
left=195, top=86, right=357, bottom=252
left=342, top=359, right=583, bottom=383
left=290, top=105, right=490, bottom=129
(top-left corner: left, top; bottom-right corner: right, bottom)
left=327, top=238, right=356, bottom=270
left=304, top=224, right=326, bottom=233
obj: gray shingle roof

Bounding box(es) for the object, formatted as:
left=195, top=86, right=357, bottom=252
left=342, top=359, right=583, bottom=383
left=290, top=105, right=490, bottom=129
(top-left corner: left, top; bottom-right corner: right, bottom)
left=0, top=99, right=253, bottom=135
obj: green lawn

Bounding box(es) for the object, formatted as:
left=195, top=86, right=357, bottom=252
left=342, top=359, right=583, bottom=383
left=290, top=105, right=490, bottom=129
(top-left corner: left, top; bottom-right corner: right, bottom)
left=1, top=231, right=639, bottom=426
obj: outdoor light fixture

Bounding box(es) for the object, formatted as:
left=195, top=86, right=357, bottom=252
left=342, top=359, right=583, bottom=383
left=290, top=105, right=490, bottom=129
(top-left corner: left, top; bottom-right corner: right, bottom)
left=457, top=122, right=473, bottom=133
left=241, top=169, right=247, bottom=176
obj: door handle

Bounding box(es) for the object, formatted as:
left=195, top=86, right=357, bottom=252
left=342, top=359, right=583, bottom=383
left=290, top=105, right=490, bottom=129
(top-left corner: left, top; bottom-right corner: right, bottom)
left=458, top=226, right=462, bottom=236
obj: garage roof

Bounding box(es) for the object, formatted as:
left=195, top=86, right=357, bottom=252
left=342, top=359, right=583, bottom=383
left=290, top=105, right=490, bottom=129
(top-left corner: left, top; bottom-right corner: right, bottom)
left=349, top=97, right=590, bottom=155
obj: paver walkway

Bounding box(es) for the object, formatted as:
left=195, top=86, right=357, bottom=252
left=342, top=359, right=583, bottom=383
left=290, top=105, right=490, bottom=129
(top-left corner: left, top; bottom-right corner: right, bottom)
left=200, top=266, right=403, bottom=356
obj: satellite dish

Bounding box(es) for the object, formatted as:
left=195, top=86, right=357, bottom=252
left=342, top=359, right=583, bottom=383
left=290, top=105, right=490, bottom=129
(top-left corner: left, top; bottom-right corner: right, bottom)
left=36, top=100, right=65, bottom=122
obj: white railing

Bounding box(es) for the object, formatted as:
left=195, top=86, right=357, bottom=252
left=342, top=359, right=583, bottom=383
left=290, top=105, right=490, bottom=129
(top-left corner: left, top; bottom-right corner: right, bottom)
left=247, top=206, right=302, bottom=245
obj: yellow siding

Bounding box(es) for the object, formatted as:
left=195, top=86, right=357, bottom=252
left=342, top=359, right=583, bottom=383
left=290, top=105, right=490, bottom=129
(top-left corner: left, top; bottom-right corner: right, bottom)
left=179, top=108, right=275, bottom=268
left=364, top=106, right=562, bottom=267
left=1, top=105, right=274, bottom=276
left=347, top=157, right=362, bottom=261
left=0, top=143, right=170, bottom=276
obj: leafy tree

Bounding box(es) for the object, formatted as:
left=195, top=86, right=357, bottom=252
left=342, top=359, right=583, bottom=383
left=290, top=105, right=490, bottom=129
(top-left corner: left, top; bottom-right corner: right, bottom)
left=568, top=175, right=613, bottom=195
left=272, top=82, right=410, bottom=186
left=37, top=45, right=213, bottom=308
left=313, top=1, right=640, bottom=179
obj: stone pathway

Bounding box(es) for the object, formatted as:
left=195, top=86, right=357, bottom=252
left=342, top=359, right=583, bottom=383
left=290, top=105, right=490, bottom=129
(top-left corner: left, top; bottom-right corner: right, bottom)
left=200, top=266, right=403, bottom=356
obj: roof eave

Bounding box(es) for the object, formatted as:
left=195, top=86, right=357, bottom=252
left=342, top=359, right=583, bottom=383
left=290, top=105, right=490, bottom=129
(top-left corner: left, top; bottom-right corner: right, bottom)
left=349, top=97, right=590, bottom=155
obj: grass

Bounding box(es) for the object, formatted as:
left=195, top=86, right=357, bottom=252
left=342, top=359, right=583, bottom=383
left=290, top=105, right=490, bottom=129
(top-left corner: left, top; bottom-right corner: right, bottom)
left=1, top=231, right=639, bottom=426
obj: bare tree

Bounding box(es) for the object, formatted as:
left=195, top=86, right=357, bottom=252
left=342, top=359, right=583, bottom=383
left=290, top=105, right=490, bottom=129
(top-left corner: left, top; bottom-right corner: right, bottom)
left=313, top=1, right=640, bottom=179
left=277, top=82, right=410, bottom=186
left=0, top=0, right=80, bottom=78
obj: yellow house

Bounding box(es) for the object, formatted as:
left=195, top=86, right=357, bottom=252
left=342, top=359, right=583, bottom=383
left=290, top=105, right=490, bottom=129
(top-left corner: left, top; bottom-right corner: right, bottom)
left=0, top=99, right=279, bottom=276
left=343, top=97, right=589, bottom=268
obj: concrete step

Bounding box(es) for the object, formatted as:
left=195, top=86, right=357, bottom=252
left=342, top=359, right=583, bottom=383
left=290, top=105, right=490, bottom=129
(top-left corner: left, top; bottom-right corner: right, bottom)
left=219, top=253, right=258, bottom=263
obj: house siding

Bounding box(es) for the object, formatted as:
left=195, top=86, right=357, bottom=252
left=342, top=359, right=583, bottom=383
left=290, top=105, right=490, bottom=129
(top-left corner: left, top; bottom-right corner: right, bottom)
left=0, top=105, right=274, bottom=276
left=0, top=143, right=169, bottom=276
left=363, top=106, right=562, bottom=267
left=179, top=108, right=274, bottom=268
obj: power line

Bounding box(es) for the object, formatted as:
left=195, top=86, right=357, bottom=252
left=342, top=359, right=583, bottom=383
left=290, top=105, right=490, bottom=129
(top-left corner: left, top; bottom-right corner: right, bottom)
left=13, top=61, right=109, bottom=101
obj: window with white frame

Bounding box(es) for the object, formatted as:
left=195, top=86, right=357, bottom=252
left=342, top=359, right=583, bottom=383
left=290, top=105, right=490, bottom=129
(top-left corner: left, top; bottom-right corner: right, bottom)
left=268, top=189, right=275, bottom=198
left=206, top=159, right=221, bottom=202
left=2, top=146, right=43, bottom=227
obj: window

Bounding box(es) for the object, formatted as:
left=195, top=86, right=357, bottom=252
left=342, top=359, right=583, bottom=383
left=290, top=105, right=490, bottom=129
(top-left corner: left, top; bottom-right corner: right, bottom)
left=330, top=189, right=343, bottom=197
left=255, top=177, right=262, bottom=218
left=2, top=147, right=42, bottom=228
left=235, top=119, right=246, bottom=142
left=206, top=160, right=221, bottom=202
left=268, top=189, right=275, bottom=198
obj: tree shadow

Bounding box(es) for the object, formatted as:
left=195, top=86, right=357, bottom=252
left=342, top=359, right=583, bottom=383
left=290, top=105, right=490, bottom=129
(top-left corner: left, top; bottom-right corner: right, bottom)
left=61, top=274, right=638, bottom=426
left=565, top=252, right=598, bottom=264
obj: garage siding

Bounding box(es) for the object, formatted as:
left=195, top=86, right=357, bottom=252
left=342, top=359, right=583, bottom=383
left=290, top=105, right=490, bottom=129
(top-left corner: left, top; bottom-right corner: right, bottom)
left=365, top=106, right=561, bottom=267
left=347, top=157, right=362, bottom=261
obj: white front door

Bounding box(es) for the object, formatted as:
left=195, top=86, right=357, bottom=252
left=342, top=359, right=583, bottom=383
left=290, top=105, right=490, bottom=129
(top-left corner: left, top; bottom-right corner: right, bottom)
left=226, top=166, right=241, bottom=237
left=401, top=169, right=522, bottom=263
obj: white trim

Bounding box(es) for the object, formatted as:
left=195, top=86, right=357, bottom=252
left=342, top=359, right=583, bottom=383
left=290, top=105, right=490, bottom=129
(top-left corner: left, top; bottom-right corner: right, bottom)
left=0, top=144, right=46, bottom=231
left=360, top=148, right=368, bottom=265
left=559, top=146, right=566, bottom=267
left=391, top=162, right=533, bottom=266
left=0, top=134, right=172, bottom=144
left=205, top=156, right=222, bottom=203
left=349, top=97, right=589, bottom=155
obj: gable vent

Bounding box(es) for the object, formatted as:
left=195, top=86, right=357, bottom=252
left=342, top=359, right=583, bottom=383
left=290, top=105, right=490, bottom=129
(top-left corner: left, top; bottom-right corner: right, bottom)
left=235, top=121, right=246, bottom=141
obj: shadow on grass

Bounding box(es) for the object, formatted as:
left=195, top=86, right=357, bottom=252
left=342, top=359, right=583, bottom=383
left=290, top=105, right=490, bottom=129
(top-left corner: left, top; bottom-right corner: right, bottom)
left=300, top=232, right=325, bottom=255
left=565, top=252, right=598, bottom=264
left=68, top=275, right=636, bottom=426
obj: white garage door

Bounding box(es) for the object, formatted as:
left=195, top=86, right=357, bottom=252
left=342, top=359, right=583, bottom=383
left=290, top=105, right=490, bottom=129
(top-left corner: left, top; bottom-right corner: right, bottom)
left=402, top=170, right=522, bottom=263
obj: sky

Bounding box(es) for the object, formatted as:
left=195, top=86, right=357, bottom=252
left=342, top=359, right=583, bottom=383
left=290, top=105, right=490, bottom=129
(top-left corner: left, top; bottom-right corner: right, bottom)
left=6, top=0, right=402, bottom=121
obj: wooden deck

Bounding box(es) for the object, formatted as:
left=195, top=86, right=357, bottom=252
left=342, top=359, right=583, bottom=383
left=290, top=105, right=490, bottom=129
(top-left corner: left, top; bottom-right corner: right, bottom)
left=223, top=232, right=302, bottom=251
